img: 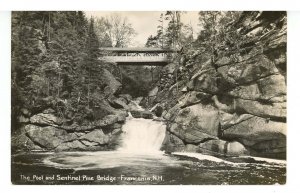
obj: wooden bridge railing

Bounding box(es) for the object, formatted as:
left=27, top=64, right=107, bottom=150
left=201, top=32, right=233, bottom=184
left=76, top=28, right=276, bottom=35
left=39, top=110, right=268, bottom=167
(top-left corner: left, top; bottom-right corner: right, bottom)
left=102, top=55, right=170, bottom=63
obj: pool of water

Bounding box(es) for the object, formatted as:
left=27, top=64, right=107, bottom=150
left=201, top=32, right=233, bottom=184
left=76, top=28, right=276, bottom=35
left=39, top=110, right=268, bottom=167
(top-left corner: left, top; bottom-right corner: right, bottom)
left=11, top=151, right=286, bottom=185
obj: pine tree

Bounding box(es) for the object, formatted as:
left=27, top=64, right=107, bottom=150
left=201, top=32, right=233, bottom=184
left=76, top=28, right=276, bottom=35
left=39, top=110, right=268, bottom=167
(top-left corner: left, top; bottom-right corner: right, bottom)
left=145, top=35, right=158, bottom=48
left=82, top=17, right=102, bottom=108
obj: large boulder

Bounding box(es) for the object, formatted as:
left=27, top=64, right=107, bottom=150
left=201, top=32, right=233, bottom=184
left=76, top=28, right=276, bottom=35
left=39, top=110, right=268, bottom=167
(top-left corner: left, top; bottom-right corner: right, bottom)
left=219, top=112, right=254, bottom=130
left=163, top=103, right=182, bottom=121
left=217, top=55, right=279, bottom=85
left=130, top=110, right=153, bottom=119
left=25, top=125, right=66, bottom=149
left=198, top=139, right=249, bottom=156
left=101, top=69, right=122, bottom=96
left=228, top=74, right=286, bottom=102
left=164, top=136, right=248, bottom=157
left=61, top=112, right=127, bottom=132
left=96, top=113, right=127, bottom=127
left=109, top=97, right=129, bottom=109
left=178, top=91, right=212, bottom=108
left=235, top=99, right=286, bottom=119
left=257, top=74, right=286, bottom=99
left=55, top=128, right=123, bottom=151
left=11, top=126, right=42, bottom=151
left=30, top=113, right=63, bottom=126
left=79, top=129, right=110, bottom=145
left=223, top=115, right=286, bottom=147
left=221, top=103, right=286, bottom=158
left=130, top=110, right=142, bottom=118
left=167, top=104, right=219, bottom=143
left=189, top=67, right=219, bottom=94
left=227, top=141, right=249, bottom=156
left=55, top=140, right=87, bottom=151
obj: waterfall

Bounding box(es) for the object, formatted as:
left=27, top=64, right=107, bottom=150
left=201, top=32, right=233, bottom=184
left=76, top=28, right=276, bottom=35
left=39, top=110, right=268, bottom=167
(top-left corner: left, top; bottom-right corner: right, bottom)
left=118, top=117, right=166, bottom=154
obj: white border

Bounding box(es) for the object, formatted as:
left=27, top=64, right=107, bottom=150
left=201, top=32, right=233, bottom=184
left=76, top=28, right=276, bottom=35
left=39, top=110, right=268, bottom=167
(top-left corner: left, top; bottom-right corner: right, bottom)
left=0, top=10, right=11, bottom=190
left=0, top=0, right=299, bottom=11
left=1, top=1, right=300, bottom=193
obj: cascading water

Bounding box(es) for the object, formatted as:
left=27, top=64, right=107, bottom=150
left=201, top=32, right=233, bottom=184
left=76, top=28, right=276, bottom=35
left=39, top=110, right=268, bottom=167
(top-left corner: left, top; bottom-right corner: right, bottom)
left=27, top=102, right=285, bottom=185
left=22, top=110, right=286, bottom=185
left=118, top=115, right=166, bottom=154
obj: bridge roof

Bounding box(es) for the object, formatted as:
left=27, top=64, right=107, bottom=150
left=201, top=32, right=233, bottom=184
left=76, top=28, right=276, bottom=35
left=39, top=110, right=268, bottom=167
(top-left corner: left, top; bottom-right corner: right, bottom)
left=99, top=47, right=174, bottom=53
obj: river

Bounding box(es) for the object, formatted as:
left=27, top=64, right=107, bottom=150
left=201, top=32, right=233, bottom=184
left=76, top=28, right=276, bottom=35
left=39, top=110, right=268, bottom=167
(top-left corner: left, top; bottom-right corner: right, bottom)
left=11, top=115, right=286, bottom=185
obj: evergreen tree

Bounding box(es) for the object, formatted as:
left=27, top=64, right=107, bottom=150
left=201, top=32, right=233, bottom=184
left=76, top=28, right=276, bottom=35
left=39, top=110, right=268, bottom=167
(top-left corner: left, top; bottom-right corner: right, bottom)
left=145, top=35, right=158, bottom=48
left=164, top=11, right=184, bottom=48
left=11, top=11, right=106, bottom=127
left=12, top=12, right=45, bottom=108
left=81, top=17, right=102, bottom=108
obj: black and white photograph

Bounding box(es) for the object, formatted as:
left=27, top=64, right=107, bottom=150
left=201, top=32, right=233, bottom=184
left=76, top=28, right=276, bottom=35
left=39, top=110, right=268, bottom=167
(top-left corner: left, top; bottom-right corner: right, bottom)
left=10, top=10, right=287, bottom=185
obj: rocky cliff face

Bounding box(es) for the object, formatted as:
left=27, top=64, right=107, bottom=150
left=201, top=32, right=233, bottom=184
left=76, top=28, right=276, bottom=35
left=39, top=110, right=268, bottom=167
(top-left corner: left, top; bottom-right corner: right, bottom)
left=12, top=70, right=131, bottom=152
left=153, top=12, right=286, bottom=159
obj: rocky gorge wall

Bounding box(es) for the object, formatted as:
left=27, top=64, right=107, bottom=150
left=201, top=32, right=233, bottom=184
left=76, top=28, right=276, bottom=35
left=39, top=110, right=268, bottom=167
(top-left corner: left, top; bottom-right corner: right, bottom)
left=12, top=69, right=135, bottom=152
left=11, top=33, right=157, bottom=153
left=151, top=12, right=287, bottom=159
left=12, top=67, right=157, bottom=152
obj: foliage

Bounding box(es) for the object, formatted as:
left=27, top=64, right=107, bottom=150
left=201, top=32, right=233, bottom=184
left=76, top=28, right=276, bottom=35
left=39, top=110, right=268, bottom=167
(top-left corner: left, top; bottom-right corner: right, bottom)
left=196, top=11, right=242, bottom=61
left=145, top=35, right=159, bottom=48
left=11, top=11, right=113, bottom=129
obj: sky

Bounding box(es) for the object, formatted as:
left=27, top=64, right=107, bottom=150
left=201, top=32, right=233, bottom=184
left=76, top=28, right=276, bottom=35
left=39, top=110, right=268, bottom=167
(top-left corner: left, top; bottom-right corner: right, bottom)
left=85, top=11, right=200, bottom=47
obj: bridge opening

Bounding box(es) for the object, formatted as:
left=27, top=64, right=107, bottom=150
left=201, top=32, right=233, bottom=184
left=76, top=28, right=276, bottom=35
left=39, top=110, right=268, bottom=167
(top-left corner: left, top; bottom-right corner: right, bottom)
left=119, top=65, right=163, bottom=98
left=99, top=47, right=174, bottom=98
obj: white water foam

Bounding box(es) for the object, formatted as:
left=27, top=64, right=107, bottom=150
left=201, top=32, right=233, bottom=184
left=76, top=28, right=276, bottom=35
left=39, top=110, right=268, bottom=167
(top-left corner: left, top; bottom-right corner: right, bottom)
left=43, top=106, right=169, bottom=170
left=172, top=152, right=235, bottom=164
left=118, top=117, right=166, bottom=154
left=131, top=99, right=144, bottom=111
left=239, top=156, right=287, bottom=165
left=173, top=152, right=286, bottom=167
